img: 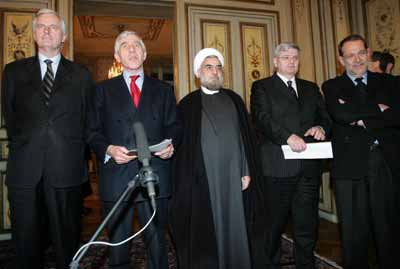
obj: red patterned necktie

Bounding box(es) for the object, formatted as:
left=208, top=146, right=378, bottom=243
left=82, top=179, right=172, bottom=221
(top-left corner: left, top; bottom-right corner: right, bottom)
left=130, top=75, right=140, bottom=108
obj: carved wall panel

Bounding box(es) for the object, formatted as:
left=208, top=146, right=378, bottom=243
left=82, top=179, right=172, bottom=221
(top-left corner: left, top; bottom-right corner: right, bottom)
left=187, top=4, right=279, bottom=106
left=201, top=20, right=232, bottom=89
left=366, top=0, right=400, bottom=74
left=240, top=23, right=269, bottom=105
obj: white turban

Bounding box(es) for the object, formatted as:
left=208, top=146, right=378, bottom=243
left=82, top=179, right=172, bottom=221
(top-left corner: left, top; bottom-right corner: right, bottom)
left=193, top=48, right=224, bottom=78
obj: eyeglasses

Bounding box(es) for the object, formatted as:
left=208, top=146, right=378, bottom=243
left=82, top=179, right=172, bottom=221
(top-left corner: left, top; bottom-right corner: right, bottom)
left=35, top=24, right=61, bottom=32
left=342, top=50, right=368, bottom=60
left=277, top=56, right=299, bottom=62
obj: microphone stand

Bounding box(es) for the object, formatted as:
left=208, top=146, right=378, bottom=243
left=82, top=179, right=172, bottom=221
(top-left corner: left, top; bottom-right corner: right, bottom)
left=69, top=175, right=140, bottom=269
left=71, top=122, right=159, bottom=268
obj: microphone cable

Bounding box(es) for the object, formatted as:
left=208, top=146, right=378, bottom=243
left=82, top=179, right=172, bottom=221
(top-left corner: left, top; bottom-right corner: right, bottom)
left=71, top=206, right=156, bottom=262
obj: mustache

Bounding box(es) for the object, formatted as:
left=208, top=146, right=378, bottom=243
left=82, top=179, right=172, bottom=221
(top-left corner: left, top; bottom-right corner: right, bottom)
left=200, top=74, right=224, bottom=90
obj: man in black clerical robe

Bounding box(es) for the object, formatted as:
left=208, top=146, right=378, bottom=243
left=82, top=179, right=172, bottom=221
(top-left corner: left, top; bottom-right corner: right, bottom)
left=170, top=48, right=266, bottom=269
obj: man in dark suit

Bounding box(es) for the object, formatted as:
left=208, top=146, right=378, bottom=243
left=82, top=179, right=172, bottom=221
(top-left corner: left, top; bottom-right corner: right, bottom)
left=88, top=31, right=181, bottom=269
left=251, top=43, right=331, bottom=269
left=322, top=34, right=400, bottom=269
left=1, top=8, right=94, bottom=269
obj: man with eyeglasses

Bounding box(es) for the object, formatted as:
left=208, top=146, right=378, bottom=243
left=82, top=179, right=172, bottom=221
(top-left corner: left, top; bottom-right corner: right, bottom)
left=1, top=8, right=95, bottom=269
left=322, top=34, right=400, bottom=268
left=250, top=42, right=331, bottom=269
left=170, top=48, right=266, bottom=268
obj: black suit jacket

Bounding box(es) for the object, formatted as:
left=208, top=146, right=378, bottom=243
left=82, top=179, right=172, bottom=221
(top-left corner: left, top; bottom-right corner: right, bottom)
left=2, top=56, right=95, bottom=188
left=88, top=75, right=181, bottom=202
left=322, top=71, right=400, bottom=179
left=251, top=74, right=331, bottom=178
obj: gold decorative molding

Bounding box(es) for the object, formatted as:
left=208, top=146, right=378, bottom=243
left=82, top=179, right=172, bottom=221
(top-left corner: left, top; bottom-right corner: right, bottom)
left=1, top=172, right=10, bottom=230
left=3, top=12, right=35, bottom=66
left=293, top=0, right=305, bottom=19
left=366, top=0, right=400, bottom=74
left=334, top=0, right=346, bottom=21
left=200, top=20, right=232, bottom=89
left=77, top=16, right=165, bottom=41
left=142, top=19, right=165, bottom=41
left=77, top=16, right=113, bottom=38
left=331, top=0, right=350, bottom=75
left=229, top=0, right=274, bottom=4
left=185, top=4, right=280, bottom=98
left=292, top=0, right=316, bottom=81
left=240, top=23, right=269, bottom=107
left=319, top=171, right=333, bottom=213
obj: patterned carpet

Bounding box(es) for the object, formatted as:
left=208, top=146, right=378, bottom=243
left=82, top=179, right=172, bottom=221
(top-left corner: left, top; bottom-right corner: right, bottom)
left=0, top=235, right=341, bottom=269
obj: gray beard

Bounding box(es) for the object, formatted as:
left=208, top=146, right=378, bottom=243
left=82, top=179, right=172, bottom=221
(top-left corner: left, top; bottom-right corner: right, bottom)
left=200, top=76, right=224, bottom=91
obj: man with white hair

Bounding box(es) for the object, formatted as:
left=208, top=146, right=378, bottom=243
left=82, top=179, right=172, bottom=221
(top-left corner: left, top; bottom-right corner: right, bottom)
left=170, top=48, right=265, bottom=268
left=2, top=8, right=95, bottom=268
left=251, top=43, right=331, bottom=268
left=88, top=31, right=181, bottom=269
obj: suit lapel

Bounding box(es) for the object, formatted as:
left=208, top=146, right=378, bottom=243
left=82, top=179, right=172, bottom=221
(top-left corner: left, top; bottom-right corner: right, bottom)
left=25, top=57, right=48, bottom=107
left=272, top=74, right=297, bottom=102
left=113, top=75, right=137, bottom=117
left=295, top=78, right=305, bottom=105
left=53, top=56, right=72, bottom=92
left=338, top=73, right=359, bottom=101
left=139, top=76, right=155, bottom=113
left=365, top=71, right=378, bottom=99
left=27, top=57, right=43, bottom=94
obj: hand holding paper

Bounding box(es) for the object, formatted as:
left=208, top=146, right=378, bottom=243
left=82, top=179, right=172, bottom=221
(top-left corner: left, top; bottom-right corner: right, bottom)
left=281, top=141, right=333, bottom=159
left=127, top=139, right=173, bottom=157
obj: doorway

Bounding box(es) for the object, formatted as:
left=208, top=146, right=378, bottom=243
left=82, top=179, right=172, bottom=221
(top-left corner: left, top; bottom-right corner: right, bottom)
left=73, top=0, right=175, bottom=84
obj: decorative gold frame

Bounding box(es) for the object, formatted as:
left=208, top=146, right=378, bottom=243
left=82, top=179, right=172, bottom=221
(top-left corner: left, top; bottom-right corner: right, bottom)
left=230, top=0, right=274, bottom=3
left=365, top=0, right=400, bottom=75
left=200, top=19, right=232, bottom=89
left=3, top=12, right=35, bottom=66
left=0, top=139, right=9, bottom=161
left=1, top=172, right=11, bottom=230
left=240, top=23, right=269, bottom=107
left=319, top=171, right=333, bottom=213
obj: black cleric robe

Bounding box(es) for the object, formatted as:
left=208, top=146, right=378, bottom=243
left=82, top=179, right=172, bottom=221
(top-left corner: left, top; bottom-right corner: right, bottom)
left=170, top=88, right=267, bottom=269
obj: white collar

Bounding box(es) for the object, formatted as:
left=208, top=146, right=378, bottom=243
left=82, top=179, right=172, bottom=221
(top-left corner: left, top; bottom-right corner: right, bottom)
left=201, top=86, right=220, bottom=95
left=276, top=72, right=296, bottom=86
left=38, top=53, right=61, bottom=65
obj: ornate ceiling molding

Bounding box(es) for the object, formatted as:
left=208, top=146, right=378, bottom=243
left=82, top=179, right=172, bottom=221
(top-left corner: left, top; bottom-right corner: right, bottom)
left=78, top=16, right=113, bottom=38
left=142, top=19, right=165, bottom=41
left=77, top=16, right=165, bottom=41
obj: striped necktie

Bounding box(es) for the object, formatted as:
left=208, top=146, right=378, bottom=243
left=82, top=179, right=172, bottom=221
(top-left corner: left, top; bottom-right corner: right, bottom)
left=43, top=59, right=54, bottom=106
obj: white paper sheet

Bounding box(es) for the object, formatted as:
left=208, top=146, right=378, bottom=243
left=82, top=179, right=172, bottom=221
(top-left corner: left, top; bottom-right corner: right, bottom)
left=127, top=138, right=172, bottom=155
left=281, top=141, right=333, bottom=159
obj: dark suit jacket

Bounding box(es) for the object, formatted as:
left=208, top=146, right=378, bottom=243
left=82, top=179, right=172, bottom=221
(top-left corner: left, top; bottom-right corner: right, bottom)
left=251, top=74, right=331, bottom=178
left=322, top=71, right=400, bottom=179
left=2, top=56, right=95, bottom=188
left=88, top=75, right=181, bottom=202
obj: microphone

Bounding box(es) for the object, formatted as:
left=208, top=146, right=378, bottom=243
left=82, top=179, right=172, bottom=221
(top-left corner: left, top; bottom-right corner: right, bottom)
left=133, top=122, right=158, bottom=211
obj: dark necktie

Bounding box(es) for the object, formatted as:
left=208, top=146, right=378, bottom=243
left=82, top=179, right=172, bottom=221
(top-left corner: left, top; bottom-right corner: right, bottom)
left=287, top=80, right=297, bottom=99
left=355, top=77, right=368, bottom=99
left=43, top=59, right=54, bottom=106
left=130, top=75, right=141, bottom=108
